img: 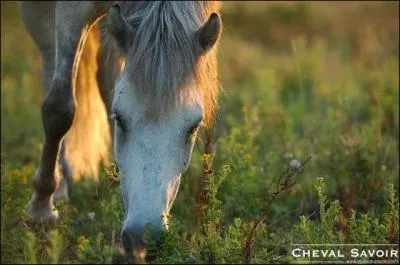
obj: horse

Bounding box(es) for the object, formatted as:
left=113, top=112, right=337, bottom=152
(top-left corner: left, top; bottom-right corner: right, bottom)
left=19, top=0, right=222, bottom=257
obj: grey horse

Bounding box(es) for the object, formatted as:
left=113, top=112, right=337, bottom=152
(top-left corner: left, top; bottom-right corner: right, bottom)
left=19, top=0, right=222, bottom=257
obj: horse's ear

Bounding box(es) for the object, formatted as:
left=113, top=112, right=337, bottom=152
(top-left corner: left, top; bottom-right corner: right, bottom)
left=198, top=13, right=222, bottom=52
left=107, top=4, right=133, bottom=53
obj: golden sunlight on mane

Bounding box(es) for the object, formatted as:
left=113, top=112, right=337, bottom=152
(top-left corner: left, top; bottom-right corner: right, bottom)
left=65, top=24, right=111, bottom=181
left=196, top=1, right=222, bottom=128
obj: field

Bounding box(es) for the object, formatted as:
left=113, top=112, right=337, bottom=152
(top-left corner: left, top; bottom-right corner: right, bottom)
left=1, top=1, right=399, bottom=264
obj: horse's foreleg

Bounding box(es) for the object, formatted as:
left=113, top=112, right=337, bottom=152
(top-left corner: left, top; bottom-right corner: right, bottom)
left=27, top=2, right=111, bottom=223
left=21, top=2, right=70, bottom=203
left=53, top=141, right=73, bottom=202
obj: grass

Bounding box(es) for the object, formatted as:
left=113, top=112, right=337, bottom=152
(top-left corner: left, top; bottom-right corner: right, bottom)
left=1, top=1, right=399, bottom=264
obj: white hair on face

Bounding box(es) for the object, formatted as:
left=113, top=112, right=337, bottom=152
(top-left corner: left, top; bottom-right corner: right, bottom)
left=121, top=1, right=222, bottom=127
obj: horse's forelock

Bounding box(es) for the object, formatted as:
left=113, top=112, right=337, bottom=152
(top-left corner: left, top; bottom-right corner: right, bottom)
left=114, top=1, right=221, bottom=127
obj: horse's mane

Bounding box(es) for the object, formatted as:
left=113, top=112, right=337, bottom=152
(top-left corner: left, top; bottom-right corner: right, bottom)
left=65, top=1, right=222, bottom=181
left=105, top=1, right=222, bottom=127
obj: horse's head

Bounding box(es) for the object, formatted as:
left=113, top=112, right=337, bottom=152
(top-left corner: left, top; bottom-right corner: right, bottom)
left=107, top=2, right=221, bottom=255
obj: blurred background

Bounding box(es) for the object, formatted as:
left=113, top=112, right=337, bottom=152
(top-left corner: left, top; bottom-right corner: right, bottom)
left=1, top=1, right=399, bottom=263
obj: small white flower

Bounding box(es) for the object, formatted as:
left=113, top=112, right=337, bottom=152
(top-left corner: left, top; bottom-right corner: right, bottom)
left=284, top=152, right=294, bottom=160
left=289, top=159, right=302, bottom=169
left=87, top=212, right=96, bottom=220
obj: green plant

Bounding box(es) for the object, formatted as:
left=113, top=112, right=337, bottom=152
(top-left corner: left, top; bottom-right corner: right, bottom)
left=46, top=230, right=63, bottom=264
left=23, top=230, right=37, bottom=264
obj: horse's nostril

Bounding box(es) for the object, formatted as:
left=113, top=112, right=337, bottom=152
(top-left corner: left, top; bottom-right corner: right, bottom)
left=122, top=224, right=164, bottom=262
left=121, top=228, right=146, bottom=256
left=122, top=223, right=164, bottom=246
left=121, top=218, right=167, bottom=260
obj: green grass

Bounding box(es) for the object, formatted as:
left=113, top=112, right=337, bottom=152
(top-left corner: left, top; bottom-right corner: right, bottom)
left=1, top=1, right=399, bottom=264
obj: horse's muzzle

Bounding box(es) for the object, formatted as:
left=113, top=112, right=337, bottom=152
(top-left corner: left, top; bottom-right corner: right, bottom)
left=121, top=222, right=164, bottom=261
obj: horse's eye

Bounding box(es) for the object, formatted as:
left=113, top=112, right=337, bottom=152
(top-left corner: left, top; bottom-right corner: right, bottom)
left=187, top=120, right=204, bottom=136
left=111, top=113, right=127, bottom=132
left=188, top=124, right=199, bottom=135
